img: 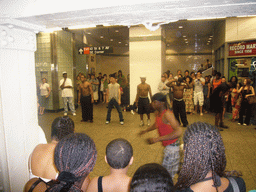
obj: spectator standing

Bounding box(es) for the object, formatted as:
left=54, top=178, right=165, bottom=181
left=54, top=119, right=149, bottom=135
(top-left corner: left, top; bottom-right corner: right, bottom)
left=39, top=78, right=51, bottom=115
left=192, top=71, right=205, bottom=116
left=59, top=72, right=76, bottom=116
left=90, top=74, right=99, bottom=104
left=97, top=72, right=103, bottom=103
left=183, top=76, right=194, bottom=114
left=203, top=75, right=211, bottom=113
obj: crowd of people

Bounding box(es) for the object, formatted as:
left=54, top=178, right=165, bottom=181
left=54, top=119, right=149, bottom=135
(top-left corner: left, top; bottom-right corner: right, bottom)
left=25, top=114, right=246, bottom=191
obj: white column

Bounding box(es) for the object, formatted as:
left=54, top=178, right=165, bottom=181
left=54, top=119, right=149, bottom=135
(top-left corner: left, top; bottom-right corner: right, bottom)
left=129, top=25, right=166, bottom=103
left=0, top=21, right=46, bottom=191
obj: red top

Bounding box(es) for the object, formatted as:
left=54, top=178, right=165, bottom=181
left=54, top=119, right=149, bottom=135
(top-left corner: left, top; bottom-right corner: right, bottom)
left=155, top=109, right=177, bottom=146
left=212, top=79, right=222, bottom=91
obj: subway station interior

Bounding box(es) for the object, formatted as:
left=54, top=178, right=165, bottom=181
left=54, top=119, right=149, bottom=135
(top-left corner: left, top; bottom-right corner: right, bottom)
left=1, top=0, right=256, bottom=191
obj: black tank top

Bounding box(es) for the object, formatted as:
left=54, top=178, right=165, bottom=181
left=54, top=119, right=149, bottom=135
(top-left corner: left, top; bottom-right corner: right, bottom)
left=97, top=176, right=103, bottom=192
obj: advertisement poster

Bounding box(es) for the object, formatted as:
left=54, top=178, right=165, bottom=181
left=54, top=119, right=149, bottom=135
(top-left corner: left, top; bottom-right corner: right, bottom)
left=229, top=58, right=251, bottom=80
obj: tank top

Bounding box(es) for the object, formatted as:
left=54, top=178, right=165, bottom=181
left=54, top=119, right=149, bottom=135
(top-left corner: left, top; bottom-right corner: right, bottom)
left=155, top=109, right=177, bottom=146
left=212, top=79, right=222, bottom=91
left=241, top=87, right=252, bottom=102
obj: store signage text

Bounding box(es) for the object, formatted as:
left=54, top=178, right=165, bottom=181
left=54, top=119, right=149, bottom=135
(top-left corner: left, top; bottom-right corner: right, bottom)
left=78, top=46, right=113, bottom=55
left=229, top=42, right=256, bottom=56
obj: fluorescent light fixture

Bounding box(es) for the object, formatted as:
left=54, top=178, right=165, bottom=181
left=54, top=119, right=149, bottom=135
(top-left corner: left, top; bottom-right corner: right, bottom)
left=188, top=17, right=226, bottom=21
left=179, top=26, right=183, bottom=28
left=115, top=30, right=119, bottom=32
left=237, top=15, right=256, bottom=18
left=183, top=35, right=186, bottom=37
left=68, top=24, right=96, bottom=29
left=100, top=36, right=104, bottom=38
left=87, top=32, right=91, bottom=35
left=118, top=42, right=122, bottom=44
left=110, top=39, right=113, bottom=41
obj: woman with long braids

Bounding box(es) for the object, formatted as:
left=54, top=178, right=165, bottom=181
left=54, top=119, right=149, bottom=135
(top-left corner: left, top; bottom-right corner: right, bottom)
left=175, top=122, right=246, bottom=192
left=25, top=133, right=97, bottom=192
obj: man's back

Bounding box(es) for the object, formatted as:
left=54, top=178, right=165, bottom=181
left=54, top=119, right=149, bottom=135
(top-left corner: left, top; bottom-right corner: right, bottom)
left=87, top=174, right=131, bottom=192
left=30, top=143, right=58, bottom=180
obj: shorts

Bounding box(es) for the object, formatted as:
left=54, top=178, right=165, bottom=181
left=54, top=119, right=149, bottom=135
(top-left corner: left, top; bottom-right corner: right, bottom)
left=39, top=95, right=48, bottom=107
left=194, top=91, right=204, bottom=106
left=162, top=141, right=180, bottom=179
left=138, top=97, right=150, bottom=114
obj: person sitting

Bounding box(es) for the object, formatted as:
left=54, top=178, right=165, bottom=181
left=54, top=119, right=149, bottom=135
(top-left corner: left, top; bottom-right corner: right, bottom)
left=24, top=133, right=97, bottom=192
left=175, top=122, right=246, bottom=192
left=130, top=163, right=174, bottom=192
left=87, top=138, right=133, bottom=192
left=28, top=116, right=75, bottom=181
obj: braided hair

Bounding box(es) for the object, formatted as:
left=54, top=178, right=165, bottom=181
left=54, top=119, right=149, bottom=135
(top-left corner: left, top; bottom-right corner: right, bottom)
left=175, top=122, right=226, bottom=190
left=48, top=133, right=97, bottom=192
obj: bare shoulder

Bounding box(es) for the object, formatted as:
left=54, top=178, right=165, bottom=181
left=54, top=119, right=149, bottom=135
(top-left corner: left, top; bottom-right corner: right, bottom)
left=87, top=176, right=99, bottom=192
left=24, top=178, right=47, bottom=192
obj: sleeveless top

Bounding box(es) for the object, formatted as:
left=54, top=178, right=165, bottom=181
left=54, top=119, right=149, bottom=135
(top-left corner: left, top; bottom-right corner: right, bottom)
left=212, top=79, right=222, bottom=91
left=97, top=176, right=103, bottom=192
left=155, top=109, right=177, bottom=146
left=241, top=87, right=252, bottom=102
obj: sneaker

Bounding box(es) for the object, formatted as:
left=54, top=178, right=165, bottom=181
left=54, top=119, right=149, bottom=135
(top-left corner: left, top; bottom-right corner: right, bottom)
left=72, top=113, right=76, bottom=116
left=238, top=123, right=241, bottom=125
left=147, top=119, right=151, bottom=126
left=139, top=121, right=144, bottom=127
left=131, top=110, right=135, bottom=115
left=106, top=121, right=110, bottom=124
left=200, top=113, right=203, bottom=116
left=243, top=123, right=247, bottom=126
left=120, top=121, right=124, bottom=125
left=64, top=112, right=68, bottom=116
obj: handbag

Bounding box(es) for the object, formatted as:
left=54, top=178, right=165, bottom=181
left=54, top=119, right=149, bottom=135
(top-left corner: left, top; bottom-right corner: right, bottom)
left=247, top=96, right=256, bottom=104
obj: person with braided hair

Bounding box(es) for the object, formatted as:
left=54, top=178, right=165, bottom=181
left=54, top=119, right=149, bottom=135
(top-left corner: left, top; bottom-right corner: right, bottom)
left=24, top=133, right=97, bottom=192
left=175, top=122, right=246, bottom=192
left=28, top=116, right=75, bottom=181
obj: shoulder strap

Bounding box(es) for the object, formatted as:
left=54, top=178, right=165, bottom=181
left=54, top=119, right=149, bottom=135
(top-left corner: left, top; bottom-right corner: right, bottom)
left=97, top=176, right=103, bottom=192
left=228, top=177, right=240, bottom=192
left=28, top=178, right=44, bottom=192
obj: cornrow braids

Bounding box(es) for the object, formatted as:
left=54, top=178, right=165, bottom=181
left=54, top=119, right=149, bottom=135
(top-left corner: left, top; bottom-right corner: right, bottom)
left=48, top=133, right=97, bottom=192
left=175, top=122, right=226, bottom=190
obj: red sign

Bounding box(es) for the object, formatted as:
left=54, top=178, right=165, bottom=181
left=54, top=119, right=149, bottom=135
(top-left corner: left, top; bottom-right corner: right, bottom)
left=83, top=47, right=90, bottom=54
left=229, top=42, right=256, bottom=56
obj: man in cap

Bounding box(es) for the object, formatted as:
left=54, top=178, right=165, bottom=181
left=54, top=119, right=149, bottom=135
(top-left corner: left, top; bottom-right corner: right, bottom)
left=135, top=75, right=152, bottom=126
left=60, top=72, right=76, bottom=116
left=139, top=92, right=182, bottom=179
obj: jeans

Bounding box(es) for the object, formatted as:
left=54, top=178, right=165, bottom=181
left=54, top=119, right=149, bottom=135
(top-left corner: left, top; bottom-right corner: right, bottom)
left=106, top=98, right=124, bottom=122
left=63, top=97, right=76, bottom=113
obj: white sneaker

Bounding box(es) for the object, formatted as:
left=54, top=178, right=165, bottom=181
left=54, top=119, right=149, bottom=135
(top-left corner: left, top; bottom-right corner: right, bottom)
left=147, top=119, right=151, bottom=126
left=238, top=123, right=241, bottom=125
left=73, top=113, right=76, bottom=116
left=200, top=113, right=203, bottom=116
left=131, top=110, right=135, bottom=115
left=64, top=113, right=68, bottom=116
left=106, top=121, right=110, bottom=124
left=120, top=121, right=124, bottom=125
left=139, top=121, right=144, bottom=127
left=243, top=123, right=247, bottom=126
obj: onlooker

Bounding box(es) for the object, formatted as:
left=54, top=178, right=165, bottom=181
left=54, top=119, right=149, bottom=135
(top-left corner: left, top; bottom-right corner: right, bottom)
left=183, top=76, right=194, bottom=114
left=139, top=93, right=182, bottom=178
left=90, top=74, right=99, bottom=104
left=97, top=72, right=103, bottom=103
left=78, top=74, right=94, bottom=122
left=87, top=138, right=133, bottom=192
left=229, top=76, right=241, bottom=121
left=192, top=71, right=205, bottom=116
left=39, top=78, right=51, bottom=115
left=167, top=77, right=190, bottom=127
left=212, top=72, right=222, bottom=93
left=158, top=74, right=170, bottom=95
left=210, top=69, right=217, bottom=84
left=237, top=78, right=255, bottom=126
left=175, top=122, right=246, bottom=192
left=130, top=163, right=174, bottom=192
left=75, top=74, right=82, bottom=106
left=28, top=116, right=74, bottom=181
left=102, top=74, right=109, bottom=103
left=60, top=72, right=76, bottom=116
left=106, top=74, right=124, bottom=125
left=25, top=133, right=97, bottom=192
left=190, top=71, right=196, bottom=81
left=174, top=69, right=182, bottom=80
left=135, top=75, right=152, bottom=126
left=203, top=75, right=211, bottom=113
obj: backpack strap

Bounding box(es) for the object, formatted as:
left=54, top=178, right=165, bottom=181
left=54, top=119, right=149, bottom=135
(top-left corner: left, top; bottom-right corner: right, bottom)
left=229, top=177, right=240, bottom=192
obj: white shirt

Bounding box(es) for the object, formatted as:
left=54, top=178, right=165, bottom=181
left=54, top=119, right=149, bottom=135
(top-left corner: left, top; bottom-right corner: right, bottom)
left=158, top=80, right=169, bottom=95
left=60, top=78, right=73, bottom=97
left=40, top=83, right=50, bottom=96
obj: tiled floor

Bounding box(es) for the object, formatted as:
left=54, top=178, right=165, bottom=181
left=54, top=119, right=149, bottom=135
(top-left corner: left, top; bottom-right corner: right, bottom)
left=38, top=103, right=256, bottom=190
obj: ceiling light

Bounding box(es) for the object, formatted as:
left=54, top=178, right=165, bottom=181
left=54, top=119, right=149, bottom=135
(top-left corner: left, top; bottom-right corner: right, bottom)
left=237, top=15, right=256, bottom=18
left=118, top=42, right=122, bottom=44
left=43, top=27, right=62, bottom=32
left=115, top=30, right=119, bottom=32
left=68, top=24, right=96, bottom=29
left=110, top=39, right=113, bottom=41
left=100, top=36, right=104, bottom=38
left=209, top=38, right=212, bottom=40
left=185, top=39, right=187, bottom=41
left=87, top=32, right=91, bottom=35
left=179, top=26, right=183, bottom=29
left=208, top=41, right=210, bottom=42
left=125, top=44, right=128, bottom=46
left=183, top=35, right=186, bottom=37
left=210, top=35, right=213, bottom=37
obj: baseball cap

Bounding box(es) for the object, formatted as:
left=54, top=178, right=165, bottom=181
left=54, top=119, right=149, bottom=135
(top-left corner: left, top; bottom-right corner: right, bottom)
left=63, top=71, right=67, bottom=74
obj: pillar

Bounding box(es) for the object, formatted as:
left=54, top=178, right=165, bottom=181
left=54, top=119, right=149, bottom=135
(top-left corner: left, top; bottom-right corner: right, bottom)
left=0, top=20, right=46, bottom=191
left=129, top=25, right=166, bottom=103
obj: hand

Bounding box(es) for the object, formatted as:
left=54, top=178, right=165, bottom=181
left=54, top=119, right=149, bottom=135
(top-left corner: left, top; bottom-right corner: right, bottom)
left=91, top=99, right=94, bottom=103
left=135, top=102, right=138, bottom=107
left=118, top=101, right=121, bottom=105
left=245, top=95, right=248, bottom=99
left=147, top=138, right=157, bottom=144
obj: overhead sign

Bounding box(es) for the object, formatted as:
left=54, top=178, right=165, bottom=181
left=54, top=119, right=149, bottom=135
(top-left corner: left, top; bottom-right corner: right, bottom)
left=78, top=46, right=113, bottom=55
left=229, top=42, right=256, bottom=56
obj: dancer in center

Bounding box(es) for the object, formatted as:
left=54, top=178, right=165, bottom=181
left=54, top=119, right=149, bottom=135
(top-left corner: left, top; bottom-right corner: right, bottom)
left=139, top=93, right=182, bottom=179
left=135, top=75, right=153, bottom=127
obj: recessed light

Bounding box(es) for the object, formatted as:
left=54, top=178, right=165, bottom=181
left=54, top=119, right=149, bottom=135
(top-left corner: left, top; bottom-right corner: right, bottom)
left=125, top=44, right=128, bottom=46
left=209, top=38, right=212, bottom=40
left=115, top=30, right=119, bottom=32
left=87, top=32, right=91, bottom=35
left=118, top=42, right=122, bottom=44
left=183, top=35, right=186, bottom=37
left=100, top=36, right=104, bottom=38
left=185, top=39, right=187, bottom=41
left=110, top=39, right=113, bottom=41
left=208, top=41, right=210, bottom=42
left=179, top=26, right=183, bottom=29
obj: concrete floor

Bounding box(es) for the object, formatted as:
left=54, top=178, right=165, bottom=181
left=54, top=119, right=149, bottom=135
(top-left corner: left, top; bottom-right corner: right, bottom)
left=38, top=103, right=256, bottom=190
